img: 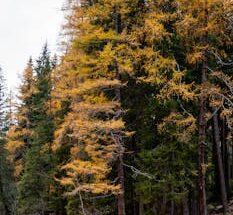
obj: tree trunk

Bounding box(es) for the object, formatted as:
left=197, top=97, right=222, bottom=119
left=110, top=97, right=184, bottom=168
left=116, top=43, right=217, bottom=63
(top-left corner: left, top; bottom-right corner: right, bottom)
left=212, top=109, right=228, bottom=214
left=197, top=49, right=208, bottom=215
left=115, top=68, right=126, bottom=215
left=221, top=118, right=230, bottom=199
left=139, top=198, right=144, bottom=215
left=198, top=1, right=208, bottom=214
left=212, top=128, right=221, bottom=202
left=190, top=190, right=197, bottom=215
left=114, top=6, right=125, bottom=215
left=231, top=122, right=233, bottom=192
left=170, top=199, right=175, bottom=215
left=183, top=196, right=189, bottom=215
left=117, top=154, right=126, bottom=215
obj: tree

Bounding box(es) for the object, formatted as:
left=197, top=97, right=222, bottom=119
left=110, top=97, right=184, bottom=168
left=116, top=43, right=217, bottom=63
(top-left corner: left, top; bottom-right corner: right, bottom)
left=17, top=45, right=55, bottom=215
left=52, top=1, right=134, bottom=214
left=0, top=67, right=16, bottom=215
left=6, top=58, right=35, bottom=179
left=172, top=1, right=233, bottom=213
left=132, top=0, right=233, bottom=213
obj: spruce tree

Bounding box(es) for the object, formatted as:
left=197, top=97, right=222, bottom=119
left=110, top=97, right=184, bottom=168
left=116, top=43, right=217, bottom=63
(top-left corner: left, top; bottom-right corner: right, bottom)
left=17, top=45, right=54, bottom=215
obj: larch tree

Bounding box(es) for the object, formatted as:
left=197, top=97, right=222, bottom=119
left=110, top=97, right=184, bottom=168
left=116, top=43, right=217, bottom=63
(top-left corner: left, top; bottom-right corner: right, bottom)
left=173, top=1, right=233, bottom=213
left=147, top=0, right=233, bottom=214
left=51, top=0, right=137, bottom=214
left=6, top=58, right=35, bottom=179
left=129, top=0, right=233, bottom=214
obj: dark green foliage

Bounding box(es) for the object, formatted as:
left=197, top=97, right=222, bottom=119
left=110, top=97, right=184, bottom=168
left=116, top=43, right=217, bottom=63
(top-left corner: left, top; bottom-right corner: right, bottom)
left=0, top=68, right=16, bottom=215
left=17, top=45, right=55, bottom=215
left=0, top=142, right=16, bottom=215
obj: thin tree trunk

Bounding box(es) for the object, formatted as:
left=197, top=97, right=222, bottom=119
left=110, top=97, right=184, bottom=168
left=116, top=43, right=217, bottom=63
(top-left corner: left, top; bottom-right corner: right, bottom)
left=221, top=118, right=230, bottom=199
left=212, top=108, right=228, bottom=214
left=198, top=1, right=208, bottom=214
left=78, top=191, right=86, bottom=215
left=212, top=128, right=220, bottom=202
left=231, top=122, right=233, bottom=190
left=170, top=154, right=175, bottom=215
left=170, top=199, right=175, bottom=215
left=114, top=5, right=125, bottom=215
left=183, top=196, right=189, bottom=215
left=117, top=150, right=126, bottom=215
left=191, top=190, right=198, bottom=215
left=197, top=51, right=208, bottom=215
left=114, top=66, right=126, bottom=215
left=139, top=199, right=144, bottom=215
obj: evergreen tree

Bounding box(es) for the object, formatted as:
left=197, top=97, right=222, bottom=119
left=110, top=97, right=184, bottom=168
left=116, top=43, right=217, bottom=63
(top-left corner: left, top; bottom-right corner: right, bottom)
left=0, top=67, right=16, bottom=215
left=17, top=45, right=55, bottom=215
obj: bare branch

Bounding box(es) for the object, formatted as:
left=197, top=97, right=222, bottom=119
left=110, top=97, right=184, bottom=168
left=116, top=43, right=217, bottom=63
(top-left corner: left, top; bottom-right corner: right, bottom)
left=210, top=51, right=233, bottom=66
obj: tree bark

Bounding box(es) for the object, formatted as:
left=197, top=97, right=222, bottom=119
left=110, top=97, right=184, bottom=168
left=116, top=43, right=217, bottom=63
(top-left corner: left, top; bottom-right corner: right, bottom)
left=170, top=199, right=175, bottom=215
left=117, top=152, right=126, bottom=215
left=183, top=196, right=189, bottom=215
left=190, top=190, right=198, bottom=215
left=198, top=1, right=208, bottom=214
left=212, top=108, right=228, bottom=214
left=197, top=47, right=208, bottom=215
left=114, top=5, right=125, bottom=215
left=139, top=197, right=144, bottom=215
left=221, top=118, right=230, bottom=199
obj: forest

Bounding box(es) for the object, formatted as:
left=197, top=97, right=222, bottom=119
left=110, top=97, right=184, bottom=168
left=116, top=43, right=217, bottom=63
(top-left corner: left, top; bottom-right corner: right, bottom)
left=0, top=0, right=233, bottom=214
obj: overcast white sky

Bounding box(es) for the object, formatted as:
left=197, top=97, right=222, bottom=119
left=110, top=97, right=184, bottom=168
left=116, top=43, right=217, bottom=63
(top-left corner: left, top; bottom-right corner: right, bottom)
left=0, top=0, right=64, bottom=89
